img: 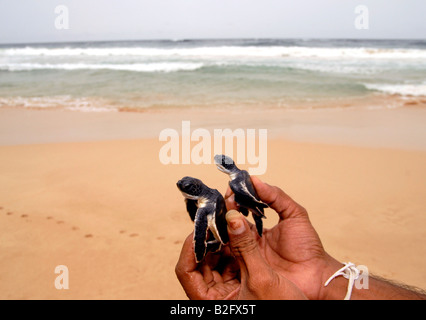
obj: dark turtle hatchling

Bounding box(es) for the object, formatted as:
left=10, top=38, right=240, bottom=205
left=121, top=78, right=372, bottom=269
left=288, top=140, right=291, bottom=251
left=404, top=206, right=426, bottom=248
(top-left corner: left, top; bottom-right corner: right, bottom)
left=214, top=154, right=268, bottom=237
left=177, top=176, right=229, bottom=263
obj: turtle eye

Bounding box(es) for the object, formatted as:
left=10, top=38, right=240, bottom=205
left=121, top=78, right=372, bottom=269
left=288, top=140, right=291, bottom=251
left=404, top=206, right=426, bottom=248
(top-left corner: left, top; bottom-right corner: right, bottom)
left=189, top=184, right=200, bottom=195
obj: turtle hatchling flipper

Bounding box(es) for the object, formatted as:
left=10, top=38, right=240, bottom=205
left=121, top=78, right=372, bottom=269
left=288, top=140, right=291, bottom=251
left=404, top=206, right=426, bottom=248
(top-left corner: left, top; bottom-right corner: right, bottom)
left=185, top=198, right=198, bottom=221
left=193, top=208, right=209, bottom=263
left=206, top=240, right=222, bottom=253
left=252, top=212, right=264, bottom=237
left=240, top=207, right=249, bottom=217
left=229, top=174, right=268, bottom=215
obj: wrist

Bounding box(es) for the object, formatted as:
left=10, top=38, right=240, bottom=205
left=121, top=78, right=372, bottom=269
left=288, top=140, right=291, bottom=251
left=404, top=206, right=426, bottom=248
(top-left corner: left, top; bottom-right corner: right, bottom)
left=318, top=257, right=426, bottom=300
left=318, top=255, right=353, bottom=300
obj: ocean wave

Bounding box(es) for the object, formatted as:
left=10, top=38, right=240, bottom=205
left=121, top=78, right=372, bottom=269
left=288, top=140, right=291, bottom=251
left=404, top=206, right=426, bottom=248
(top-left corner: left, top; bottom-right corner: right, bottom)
left=364, top=83, right=426, bottom=97
left=0, top=96, right=118, bottom=112
left=289, top=63, right=378, bottom=75
left=0, top=62, right=204, bottom=72
left=0, top=60, right=414, bottom=76
left=2, top=46, right=426, bottom=60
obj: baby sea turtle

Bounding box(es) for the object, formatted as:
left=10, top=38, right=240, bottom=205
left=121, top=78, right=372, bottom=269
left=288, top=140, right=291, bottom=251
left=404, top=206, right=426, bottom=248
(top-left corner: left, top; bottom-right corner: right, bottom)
left=177, top=176, right=229, bottom=263
left=214, top=154, right=268, bottom=237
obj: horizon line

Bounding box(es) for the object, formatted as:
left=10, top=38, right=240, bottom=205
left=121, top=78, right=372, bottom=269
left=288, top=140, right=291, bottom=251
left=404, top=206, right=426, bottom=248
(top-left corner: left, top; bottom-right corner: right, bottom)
left=1, top=36, right=425, bottom=47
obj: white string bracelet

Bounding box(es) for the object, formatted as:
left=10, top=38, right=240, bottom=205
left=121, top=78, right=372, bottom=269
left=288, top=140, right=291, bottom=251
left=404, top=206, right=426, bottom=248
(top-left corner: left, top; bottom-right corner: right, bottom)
left=324, top=262, right=360, bottom=300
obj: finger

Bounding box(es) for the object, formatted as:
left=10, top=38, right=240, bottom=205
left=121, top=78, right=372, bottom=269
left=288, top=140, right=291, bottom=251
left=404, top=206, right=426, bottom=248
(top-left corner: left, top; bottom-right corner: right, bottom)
left=175, top=233, right=208, bottom=299
left=224, top=194, right=256, bottom=230
left=175, top=233, right=197, bottom=275
left=251, top=176, right=307, bottom=221
left=224, top=186, right=234, bottom=200
left=226, top=210, right=266, bottom=278
left=225, top=193, right=240, bottom=211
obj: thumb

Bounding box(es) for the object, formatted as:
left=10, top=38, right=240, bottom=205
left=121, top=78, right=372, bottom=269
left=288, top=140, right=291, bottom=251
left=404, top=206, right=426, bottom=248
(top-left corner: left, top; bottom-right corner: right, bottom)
left=226, top=210, right=264, bottom=277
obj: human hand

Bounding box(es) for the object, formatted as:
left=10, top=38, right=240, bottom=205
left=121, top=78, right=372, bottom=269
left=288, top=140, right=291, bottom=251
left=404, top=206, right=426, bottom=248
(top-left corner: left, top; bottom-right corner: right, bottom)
left=225, top=176, right=342, bottom=300
left=177, top=177, right=426, bottom=300
left=175, top=210, right=307, bottom=300
left=223, top=210, right=307, bottom=299
left=175, top=232, right=240, bottom=300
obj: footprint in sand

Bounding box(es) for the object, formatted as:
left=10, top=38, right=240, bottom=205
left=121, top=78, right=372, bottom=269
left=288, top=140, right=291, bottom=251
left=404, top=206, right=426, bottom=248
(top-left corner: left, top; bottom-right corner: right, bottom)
left=45, top=215, right=83, bottom=233
left=117, top=230, right=139, bottom=238
left=382, top=206, right=405, bottom=225
left=4, top=210, right=85, bottom=235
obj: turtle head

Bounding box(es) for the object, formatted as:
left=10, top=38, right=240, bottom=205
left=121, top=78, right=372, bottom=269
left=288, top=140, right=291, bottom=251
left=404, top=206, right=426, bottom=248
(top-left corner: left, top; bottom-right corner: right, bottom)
left=214, top=154, right=239, bottom=175
left=177, top=176, right=204, bottom=200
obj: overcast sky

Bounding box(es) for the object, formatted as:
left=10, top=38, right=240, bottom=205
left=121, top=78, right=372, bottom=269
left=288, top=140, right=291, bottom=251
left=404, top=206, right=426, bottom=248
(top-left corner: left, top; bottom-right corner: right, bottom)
left=0, top=0, right=425, bottom=44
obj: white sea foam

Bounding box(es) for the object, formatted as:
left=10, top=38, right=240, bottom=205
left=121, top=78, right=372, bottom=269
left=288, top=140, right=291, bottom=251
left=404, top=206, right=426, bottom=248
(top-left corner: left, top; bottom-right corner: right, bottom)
left=2, top=46, right=426, bottom=60
left=289, top=62, right=378, bottom=74
left=0, top=62, right=204, bottom=72
left=364, top=83, right=426, bottom=97
left=0, top=96, right=118, bottom=112
left=1, top=45, right=425, bottom=76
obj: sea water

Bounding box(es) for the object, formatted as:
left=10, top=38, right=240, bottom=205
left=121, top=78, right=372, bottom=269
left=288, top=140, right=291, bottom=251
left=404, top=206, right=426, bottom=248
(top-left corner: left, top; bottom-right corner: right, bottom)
left=0, top=39, right=425, bottom=111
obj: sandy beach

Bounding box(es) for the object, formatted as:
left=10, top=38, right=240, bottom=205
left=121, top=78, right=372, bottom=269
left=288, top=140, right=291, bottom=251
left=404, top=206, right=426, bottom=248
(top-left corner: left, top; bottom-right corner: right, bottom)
left=0, top=105, right=425, bottom=299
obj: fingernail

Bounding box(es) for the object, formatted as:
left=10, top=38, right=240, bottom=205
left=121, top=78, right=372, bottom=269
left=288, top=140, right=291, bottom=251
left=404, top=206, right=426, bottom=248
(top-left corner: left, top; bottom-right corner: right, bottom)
left=226, top=210, right=246, bottom=235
